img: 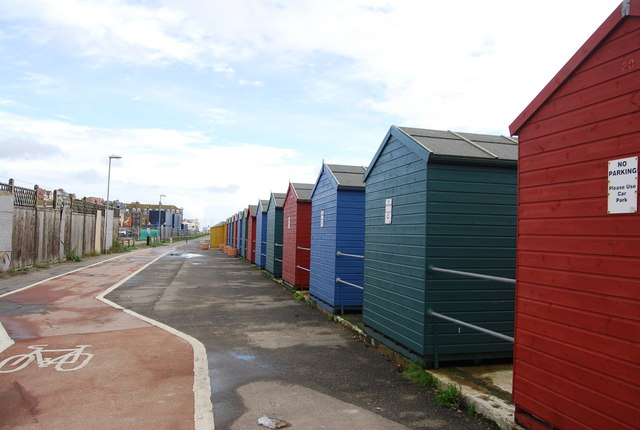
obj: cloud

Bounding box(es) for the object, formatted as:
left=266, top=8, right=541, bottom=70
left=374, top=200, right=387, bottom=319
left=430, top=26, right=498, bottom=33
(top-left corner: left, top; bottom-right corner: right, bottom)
left=0, top=111, right=314, bottom=222
left=204, top=184, right=239, bottom=194
left=19, top=71, right=56, bottom=86
left=199, top=108, right=231, bottom=125
left=238, top=79, right=263, bottom=87
left=0, top=1, right=621, bottom=133
left=0, top=136, right=63, bottom=159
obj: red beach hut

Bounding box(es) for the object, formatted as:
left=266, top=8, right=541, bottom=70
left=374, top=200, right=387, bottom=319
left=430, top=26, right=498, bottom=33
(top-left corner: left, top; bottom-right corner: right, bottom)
left=509, top=2, right=640, bottom=429
left=247, top=205, right=258, bottom=264
left=282, top=182, right=314, bottom=288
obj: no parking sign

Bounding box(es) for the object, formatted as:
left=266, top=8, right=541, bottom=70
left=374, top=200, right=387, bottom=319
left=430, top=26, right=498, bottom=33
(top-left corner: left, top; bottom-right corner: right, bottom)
left=608, top=156, right=638, bottom=214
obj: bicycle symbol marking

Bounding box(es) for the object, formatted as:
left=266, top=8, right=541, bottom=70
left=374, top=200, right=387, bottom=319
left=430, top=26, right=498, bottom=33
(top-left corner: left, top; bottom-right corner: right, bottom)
left=0, top=344, right=94, bottom=373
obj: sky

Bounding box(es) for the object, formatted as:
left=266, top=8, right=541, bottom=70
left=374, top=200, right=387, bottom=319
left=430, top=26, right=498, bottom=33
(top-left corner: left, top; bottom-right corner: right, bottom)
left=0, top=0, right=624, bottom=227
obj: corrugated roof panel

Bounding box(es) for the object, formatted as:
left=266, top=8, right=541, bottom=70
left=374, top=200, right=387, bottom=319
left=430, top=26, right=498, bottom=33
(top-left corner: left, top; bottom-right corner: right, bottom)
left=272, top=193, right=286, bottom=207
left=291, top=183, right=314, bottom=200
left=327, top=164, right=366, bottom=188
left=397, top=126, right=518, bottom=161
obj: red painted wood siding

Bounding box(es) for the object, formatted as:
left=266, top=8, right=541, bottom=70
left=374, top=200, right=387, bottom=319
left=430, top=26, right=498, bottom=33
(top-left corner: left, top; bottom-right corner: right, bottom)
left=282, top=188, right=312, bottom=287
left=295, top=201, right=311, bottom=286
left=247, top=207, right=256, bottom=264
left=514, top=17, right=640, bottom=430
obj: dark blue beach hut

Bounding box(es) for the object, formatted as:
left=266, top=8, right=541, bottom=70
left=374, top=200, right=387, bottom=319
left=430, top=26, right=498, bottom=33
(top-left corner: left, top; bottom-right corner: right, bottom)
left=309, top=164, right=366, bottom=313
left=237, top=211, right=244, bottom=256
left=254, top=199, right=269, bottom=269
left=363, top=126, right=518, bottom=365
left=265, top=192, right=286, bottom=277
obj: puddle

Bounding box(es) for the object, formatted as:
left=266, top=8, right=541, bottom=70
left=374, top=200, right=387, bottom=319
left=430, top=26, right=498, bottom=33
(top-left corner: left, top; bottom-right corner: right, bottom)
left=231, top=353, right=255, bottom=361
left=230, top=352, right=270, bottom=369
left=170, top=253, right=204, bottom=259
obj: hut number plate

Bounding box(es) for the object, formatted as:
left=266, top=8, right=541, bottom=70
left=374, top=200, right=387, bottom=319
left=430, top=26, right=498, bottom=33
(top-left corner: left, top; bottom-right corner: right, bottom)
left=607, top=156, right=637, bottom=214
left=385, top=198, right=392, bottom=224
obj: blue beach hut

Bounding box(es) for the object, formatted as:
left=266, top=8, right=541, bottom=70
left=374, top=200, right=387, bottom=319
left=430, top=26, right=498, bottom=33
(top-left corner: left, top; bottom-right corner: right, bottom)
left=254, top=199, right=269, bottom=269
left=237, top=210, right=244, bottom=257
left=309, top=164, right=366, bottom=313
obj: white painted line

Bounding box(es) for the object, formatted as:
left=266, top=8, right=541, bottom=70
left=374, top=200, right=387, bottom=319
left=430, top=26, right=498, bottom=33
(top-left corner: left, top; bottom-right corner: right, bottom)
left=0, top=252, right=130, bottom=299
left=0, top=322, right=14, bottom=354
left=96, top=246, right=214, bottom=430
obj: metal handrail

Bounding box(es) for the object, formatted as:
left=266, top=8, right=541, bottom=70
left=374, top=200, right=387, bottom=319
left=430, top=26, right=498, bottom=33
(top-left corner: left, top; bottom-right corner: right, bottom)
left=336, top=251, right=364, bottom=259
left=428, top=266, right=515, bottom=285
left=335, top=278, right=363, bottom=290
left=275, top=243, right=283, bottom=247
left=275, top=258, right=283, bottom=263
left=296, top=246, right=311, bottom=251
left=427, top=310, right=514, bottom=343
left=428, top=309, right=513, bottom=369
left=296, top=265, right=310, bottom=272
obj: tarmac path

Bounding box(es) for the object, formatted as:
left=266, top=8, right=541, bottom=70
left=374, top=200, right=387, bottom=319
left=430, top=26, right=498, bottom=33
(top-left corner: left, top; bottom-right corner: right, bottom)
left=107, top=242, right=497, bottom=430
left=0, top=246, right=213, bottom=430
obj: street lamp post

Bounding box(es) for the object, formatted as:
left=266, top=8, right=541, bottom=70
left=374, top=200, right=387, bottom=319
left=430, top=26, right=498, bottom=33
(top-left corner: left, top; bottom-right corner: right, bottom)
left=159, top=194, right=166, bottom=241
left=104, top=154, right=122, bottom=253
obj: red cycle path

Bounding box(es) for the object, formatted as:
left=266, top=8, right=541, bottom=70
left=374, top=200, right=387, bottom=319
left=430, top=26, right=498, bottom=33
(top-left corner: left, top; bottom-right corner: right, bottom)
left=0, top=248, right=213, bottom=429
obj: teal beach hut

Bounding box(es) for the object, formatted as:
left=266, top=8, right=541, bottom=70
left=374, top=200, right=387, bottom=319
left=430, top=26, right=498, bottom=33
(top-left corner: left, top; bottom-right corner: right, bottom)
left=363, top=126, right=518, bottom=365
left=265, top=192, right=286, bottom=277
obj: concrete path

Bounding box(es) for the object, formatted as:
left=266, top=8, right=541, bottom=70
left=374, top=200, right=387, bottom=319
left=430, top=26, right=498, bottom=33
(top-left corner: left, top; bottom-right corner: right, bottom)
left=0, top=246, right=213, bottom=429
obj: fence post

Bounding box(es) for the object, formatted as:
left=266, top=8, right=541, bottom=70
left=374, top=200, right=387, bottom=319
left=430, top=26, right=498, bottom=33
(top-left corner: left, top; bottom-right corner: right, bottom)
left=33, top=185, right=39, bottom=265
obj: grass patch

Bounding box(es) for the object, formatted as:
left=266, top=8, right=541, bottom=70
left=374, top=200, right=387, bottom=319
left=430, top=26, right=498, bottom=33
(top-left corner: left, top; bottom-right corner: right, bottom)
left=66, top=250, right=82, bottom=262
left=7, top=266, right=31, bottom=275
left=306, top=300, right=317, bottom=309
left=293, top=292, right=304, bottom=301
left=436, top=383, right=464, bottom=410
left=402, top=362, right=438, bottom=390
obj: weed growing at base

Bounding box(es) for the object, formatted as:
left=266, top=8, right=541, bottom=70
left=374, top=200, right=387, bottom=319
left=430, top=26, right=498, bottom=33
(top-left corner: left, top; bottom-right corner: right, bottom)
left=402, top=362, right=438, bottom=390
left=66, top=250, right=82, bottom=262
left=436, top=383, right=463, bottom=410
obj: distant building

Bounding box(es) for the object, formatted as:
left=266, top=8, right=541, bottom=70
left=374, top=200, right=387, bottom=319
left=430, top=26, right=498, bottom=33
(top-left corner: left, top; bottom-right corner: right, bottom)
left=123, top=201, right=183, bottom=228
left=182, top=218, right=200, bottom=232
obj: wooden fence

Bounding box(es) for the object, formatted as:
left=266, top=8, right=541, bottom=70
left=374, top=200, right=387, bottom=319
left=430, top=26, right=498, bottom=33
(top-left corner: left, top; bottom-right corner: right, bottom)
left=0, top=180, right=120, bottom=271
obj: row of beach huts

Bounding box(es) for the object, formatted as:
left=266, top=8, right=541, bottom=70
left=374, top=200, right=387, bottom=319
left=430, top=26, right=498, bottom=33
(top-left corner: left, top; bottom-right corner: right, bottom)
left=209, top=4, right=638, bottom=430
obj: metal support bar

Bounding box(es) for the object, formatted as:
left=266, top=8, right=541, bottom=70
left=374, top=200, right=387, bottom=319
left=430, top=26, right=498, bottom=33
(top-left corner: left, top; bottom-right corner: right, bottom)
left=275, top=243, right=283, bottom=247
left=428, top=266, right=515, bottom=285
left=296, top=265, right=310, bottom=272
left=336, top=251, right=364, bottom=259
left=335, top=278, right=363, bottom=290
left=275, top=258, right=283, bottom=263
left=428, top=310, right=514, bottom=343
left=296, top=246, right=311, bottom=251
